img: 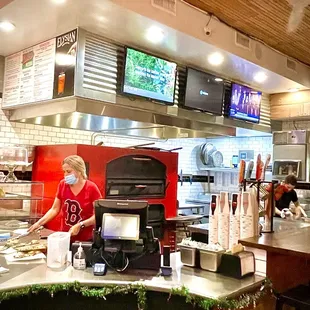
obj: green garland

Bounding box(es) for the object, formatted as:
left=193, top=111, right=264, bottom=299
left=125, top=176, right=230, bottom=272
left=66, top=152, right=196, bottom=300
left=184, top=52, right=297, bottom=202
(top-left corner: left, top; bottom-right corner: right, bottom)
left=0, top=279, right=272, bottom=310
left=170, top=279, right=273, bottom=309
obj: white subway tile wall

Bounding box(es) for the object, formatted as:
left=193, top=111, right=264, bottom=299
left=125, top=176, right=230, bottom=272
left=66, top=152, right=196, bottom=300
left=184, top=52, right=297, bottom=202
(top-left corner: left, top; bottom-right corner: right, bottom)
left=203, top=137, right=273, bottom=194
left=0, top=100, right=209, bottom=203
left=0, top=96, right=273, bottom=205
left=0, top=56, right=4, bottom=93
left=204, top=137, right=273, bottom=167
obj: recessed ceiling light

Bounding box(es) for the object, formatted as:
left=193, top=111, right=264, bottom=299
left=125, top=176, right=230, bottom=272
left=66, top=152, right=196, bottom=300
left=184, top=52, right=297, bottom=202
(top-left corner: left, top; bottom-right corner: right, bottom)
left=97, top=16, right=108, bottom=23
left=288, top=88, right=299, bottom=92
left=214, top=78, right=223, bottom=82
left=253, top=71, right=267, bottom=83
left=0, top=21, right=15, bottom=32
left=51, top=0, right=66, bottom=4
left=146, top=26, right=164, bottom=44
left=208, top=52, right=224, bottom=66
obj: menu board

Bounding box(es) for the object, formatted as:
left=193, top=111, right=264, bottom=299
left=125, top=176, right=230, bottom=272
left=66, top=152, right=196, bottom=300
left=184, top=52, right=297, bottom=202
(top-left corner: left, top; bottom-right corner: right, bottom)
left=2, top=29, right=77, bottom=108
left=3, top=38, right=56, bottom=107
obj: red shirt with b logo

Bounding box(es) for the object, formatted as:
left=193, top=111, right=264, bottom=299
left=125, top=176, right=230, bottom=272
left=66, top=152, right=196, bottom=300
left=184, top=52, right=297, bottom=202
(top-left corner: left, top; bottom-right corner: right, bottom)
left=56, top=179, right=102, bottom=242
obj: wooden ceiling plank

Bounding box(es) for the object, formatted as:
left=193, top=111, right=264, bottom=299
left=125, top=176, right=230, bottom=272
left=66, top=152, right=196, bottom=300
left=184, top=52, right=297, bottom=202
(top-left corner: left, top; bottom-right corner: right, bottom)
left=184, top=0, right=310, bottom=66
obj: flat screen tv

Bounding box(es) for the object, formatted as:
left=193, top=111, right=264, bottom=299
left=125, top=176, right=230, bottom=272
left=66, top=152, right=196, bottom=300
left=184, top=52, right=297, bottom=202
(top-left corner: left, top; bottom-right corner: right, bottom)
left=122, top=47, right=177, bottom=104
left=229, top=83, right=262, bottom=123
left=184, top=68, right=224, bottom=115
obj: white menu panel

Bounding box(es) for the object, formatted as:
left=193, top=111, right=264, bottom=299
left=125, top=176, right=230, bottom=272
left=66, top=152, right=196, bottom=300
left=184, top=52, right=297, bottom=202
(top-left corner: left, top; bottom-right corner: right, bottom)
left=2, top=52, right=21, bottom=106
left=2, top=38, right=56, bottom=107
left=33, top=39, right=56, bottom=102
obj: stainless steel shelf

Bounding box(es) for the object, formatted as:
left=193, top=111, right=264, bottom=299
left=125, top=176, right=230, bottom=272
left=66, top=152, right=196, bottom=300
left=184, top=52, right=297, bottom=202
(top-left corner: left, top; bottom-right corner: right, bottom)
left=199, top=167, right=240, bottom=172
left=0, top=194, right=41, bottom=200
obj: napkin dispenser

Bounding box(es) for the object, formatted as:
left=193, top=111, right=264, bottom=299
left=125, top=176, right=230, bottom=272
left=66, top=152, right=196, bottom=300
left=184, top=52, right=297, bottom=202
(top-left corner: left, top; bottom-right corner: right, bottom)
left=218, top=251, right=255, bottom=279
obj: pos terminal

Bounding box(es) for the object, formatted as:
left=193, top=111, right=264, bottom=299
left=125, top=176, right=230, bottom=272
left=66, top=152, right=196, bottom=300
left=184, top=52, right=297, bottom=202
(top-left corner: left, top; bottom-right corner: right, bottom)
left=91, top=199, right=161, bottom=272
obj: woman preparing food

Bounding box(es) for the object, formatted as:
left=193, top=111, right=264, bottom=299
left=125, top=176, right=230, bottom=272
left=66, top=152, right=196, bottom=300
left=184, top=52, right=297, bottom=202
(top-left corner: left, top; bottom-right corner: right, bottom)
left=28, top=155, right=102, bottom=241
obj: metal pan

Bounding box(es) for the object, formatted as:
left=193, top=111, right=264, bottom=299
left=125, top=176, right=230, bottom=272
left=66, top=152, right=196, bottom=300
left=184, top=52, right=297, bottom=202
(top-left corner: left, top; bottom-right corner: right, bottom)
left=200, top=143, right=207, bottom=165
left=7, top=226, right=44, bottom=242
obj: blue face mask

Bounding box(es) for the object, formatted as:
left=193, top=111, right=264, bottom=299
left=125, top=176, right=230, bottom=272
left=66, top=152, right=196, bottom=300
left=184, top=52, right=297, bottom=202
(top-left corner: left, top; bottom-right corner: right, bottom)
left=65, top=174, right=77, bottom=185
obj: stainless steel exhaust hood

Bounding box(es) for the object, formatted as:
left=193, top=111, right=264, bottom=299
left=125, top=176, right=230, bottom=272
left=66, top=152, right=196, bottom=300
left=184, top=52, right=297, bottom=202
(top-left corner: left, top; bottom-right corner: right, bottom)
left=9, top=96, right=239, bottom=139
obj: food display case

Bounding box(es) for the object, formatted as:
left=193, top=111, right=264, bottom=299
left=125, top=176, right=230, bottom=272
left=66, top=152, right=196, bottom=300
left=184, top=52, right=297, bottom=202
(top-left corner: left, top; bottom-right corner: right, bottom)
left=0, top=146, right=30, bottom=182
left=0, top=181, right=44, bottom=225
left=294, top=183, right=310, bottom=217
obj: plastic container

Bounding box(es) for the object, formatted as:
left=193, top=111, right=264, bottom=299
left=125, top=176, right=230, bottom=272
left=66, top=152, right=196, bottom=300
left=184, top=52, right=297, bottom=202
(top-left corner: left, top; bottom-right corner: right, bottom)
left=47, top=232, right=70, bottom=270
left=209, top=194, right=219, bottom=245
left=218, top=191, right=230, bottom=250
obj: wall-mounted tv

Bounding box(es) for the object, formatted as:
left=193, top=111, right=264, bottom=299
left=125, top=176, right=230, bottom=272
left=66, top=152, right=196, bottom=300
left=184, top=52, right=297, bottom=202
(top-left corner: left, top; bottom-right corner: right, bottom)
left=184, top=68, right=224, bottom=115
left=122, top=47, right=177, bottom=104
left=229, top=83, right=262, bottom=123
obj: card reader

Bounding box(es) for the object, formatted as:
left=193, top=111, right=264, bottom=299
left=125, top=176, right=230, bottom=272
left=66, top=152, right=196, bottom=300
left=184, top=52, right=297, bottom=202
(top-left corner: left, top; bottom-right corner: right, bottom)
left=93, top=263, right=107, bottom=276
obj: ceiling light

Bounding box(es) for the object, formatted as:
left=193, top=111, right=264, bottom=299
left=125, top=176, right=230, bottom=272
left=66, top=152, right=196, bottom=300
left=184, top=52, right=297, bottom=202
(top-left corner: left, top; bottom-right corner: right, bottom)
left=146, top=26, right=164, bottom=44
left=0, top=21, right=15, bottom=32
left=51, top=0, right=66, bottom=4
left=97, top=16, right=108, bottom=23
left=214, top=78, right=223, bottom=82
left=208, top=52, right=224, bottom=66
left=55, top=53, right=75, bottom=66
left=288, top=88, right=299, bottom=92
left=253, top=71, right=267, bottom=83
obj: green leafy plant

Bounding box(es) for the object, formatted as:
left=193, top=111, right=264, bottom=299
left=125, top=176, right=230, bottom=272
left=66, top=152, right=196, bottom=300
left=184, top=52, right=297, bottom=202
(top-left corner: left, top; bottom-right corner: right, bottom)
left=0, top=279, right=272, bottom=310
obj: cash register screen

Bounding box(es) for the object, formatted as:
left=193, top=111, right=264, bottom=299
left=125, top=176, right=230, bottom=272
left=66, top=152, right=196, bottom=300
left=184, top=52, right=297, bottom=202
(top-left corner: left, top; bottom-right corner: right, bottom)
left=101, top=213, right=140, bottom=241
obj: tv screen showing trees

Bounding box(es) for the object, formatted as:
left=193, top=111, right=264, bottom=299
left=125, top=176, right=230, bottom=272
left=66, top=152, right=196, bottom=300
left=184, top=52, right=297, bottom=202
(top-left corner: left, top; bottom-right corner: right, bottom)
left=122, top=48, right=177, bottom=104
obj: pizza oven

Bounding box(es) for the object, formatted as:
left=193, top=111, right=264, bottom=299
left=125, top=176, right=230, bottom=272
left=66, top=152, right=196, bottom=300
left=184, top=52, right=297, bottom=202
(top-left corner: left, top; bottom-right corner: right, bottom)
left=105, top=155, right=167, bottom=198
left=32, top=144, right=178, bottom=246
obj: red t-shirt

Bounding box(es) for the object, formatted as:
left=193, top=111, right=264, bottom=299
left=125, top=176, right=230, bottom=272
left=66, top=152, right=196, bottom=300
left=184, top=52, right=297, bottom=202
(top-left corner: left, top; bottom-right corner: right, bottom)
left=56, top=179, right=101, bottom=242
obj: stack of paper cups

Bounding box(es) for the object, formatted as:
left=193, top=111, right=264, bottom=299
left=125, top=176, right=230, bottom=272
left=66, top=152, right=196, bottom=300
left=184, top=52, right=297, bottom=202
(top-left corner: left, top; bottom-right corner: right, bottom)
left=209, top=194, right=219, bottom=245
left=249, top=187, right=259, bottom=236
left=218, top=191, right=230, bottom=250
left=229, top=193, right=241, bottom=249
left=240, top=192, right=254, bottom=239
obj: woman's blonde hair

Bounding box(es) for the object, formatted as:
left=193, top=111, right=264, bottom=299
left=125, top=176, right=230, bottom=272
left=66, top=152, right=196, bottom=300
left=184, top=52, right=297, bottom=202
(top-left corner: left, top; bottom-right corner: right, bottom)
left=62, top=155, right=87, bottom=180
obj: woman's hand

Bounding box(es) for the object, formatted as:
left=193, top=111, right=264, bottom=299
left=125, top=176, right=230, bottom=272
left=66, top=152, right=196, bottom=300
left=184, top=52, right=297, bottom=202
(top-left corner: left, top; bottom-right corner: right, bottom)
left=281, top=208, right=293, bottom=219
left=295, top=206, right=307, bottom=219
left=28, top=222, right=41, bottom=233
left=69, top=223, right=81, bottom=236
